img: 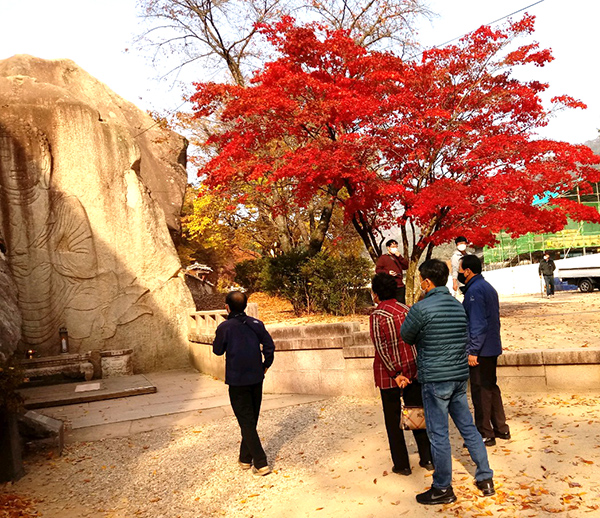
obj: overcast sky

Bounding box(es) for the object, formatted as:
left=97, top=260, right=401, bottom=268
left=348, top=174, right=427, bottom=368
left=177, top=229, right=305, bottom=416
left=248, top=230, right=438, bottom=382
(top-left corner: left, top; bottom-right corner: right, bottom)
left=0, top=0, right=598, bottom=145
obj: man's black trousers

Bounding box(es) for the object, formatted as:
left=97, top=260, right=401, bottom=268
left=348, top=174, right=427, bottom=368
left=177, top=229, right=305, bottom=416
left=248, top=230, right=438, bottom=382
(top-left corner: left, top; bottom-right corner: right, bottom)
left=228, top=382, right=268, bottom=469
left=469, top=356, right=510, bottom=439
left=395, top=286, right=406, bottom=305
left=543, top=274, right=555, bottom=296
left=380, top=382, right=432, bottom=471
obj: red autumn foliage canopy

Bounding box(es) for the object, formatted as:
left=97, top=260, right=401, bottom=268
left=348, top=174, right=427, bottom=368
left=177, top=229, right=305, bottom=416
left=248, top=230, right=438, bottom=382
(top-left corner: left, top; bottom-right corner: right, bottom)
left=191, top=14, right=600, bottom=260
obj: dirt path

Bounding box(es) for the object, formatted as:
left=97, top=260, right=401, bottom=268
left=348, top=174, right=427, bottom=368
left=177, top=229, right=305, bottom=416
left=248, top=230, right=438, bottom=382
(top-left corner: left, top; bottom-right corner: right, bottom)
left=499, top=291, right=600, bottom=351
left=4, top=393, right=600, bottom=518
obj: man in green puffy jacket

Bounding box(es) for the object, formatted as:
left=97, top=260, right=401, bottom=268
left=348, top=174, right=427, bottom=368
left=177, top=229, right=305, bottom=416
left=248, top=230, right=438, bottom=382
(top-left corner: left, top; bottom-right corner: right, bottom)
left=401, top=259, right=494, bottom=505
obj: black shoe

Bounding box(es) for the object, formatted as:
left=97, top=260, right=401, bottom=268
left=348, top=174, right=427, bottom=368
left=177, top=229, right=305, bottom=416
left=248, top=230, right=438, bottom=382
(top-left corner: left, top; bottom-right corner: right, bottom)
left=416, top=486, right=457, bottom=505
left=392, top=466, right=412, bottom=476
left=495, top=431, right=511, bottom=440
left=476, top=478, right=495, bottom=496
left=419, top=460, right=434, bottom=471
left=483, top=437, right=496, bottom=447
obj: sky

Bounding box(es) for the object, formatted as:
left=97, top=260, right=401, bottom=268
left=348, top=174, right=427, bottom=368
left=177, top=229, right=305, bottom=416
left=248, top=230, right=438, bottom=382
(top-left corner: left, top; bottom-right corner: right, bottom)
left=0, top=0, right=599, bottom=145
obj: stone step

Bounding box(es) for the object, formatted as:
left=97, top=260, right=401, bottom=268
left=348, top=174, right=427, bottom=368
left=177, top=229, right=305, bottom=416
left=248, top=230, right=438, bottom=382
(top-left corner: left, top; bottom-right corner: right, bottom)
left=18, top=374, right=156, bottom=409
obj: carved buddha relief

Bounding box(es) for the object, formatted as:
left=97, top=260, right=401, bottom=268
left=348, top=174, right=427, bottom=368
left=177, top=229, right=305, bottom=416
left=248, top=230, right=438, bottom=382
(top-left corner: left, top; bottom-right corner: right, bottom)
left=0, top=117, right=151, bottom=354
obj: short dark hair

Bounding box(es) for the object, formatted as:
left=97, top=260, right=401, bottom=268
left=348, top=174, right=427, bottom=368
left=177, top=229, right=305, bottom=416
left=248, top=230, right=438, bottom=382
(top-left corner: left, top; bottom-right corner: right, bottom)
left=225, top=290, right=248, bottom=313
left=460, top=254, right=482, bottom=274
left=385, top=239, right=398, bottom=248
left=418, top=259, right=449, bottom=287
left=455, top=236, right=468, bottom=244
left=371, top=273, right=397, bottom=301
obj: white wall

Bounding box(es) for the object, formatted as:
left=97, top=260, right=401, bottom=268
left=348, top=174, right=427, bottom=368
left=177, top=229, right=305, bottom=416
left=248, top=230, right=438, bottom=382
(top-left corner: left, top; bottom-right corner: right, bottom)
left=483, top=253, right=600, bottom=296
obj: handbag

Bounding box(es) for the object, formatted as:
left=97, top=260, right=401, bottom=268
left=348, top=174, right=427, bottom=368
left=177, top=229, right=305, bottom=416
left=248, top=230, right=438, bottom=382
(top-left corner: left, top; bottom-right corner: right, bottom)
left=400, top=400, right=426, bottom=430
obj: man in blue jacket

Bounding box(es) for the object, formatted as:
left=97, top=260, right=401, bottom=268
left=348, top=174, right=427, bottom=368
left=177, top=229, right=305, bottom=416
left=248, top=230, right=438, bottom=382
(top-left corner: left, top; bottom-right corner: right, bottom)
left=459, top=255, right=510, bottom=447
left=401, top=259, right=494, bottom=505
left=213, top=291, right=275, bottom=476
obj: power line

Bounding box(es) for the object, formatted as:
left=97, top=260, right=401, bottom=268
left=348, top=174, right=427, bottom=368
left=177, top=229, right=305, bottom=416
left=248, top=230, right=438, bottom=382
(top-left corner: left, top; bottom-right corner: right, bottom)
left=133, top=99, right=189, bottom=139
left=409, top=0, right=545, bottom=60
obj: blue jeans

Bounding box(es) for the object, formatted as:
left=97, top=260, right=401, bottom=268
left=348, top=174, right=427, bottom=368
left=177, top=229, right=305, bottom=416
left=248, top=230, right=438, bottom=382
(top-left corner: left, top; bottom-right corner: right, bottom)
left=422, top=380, right=493, bottom=489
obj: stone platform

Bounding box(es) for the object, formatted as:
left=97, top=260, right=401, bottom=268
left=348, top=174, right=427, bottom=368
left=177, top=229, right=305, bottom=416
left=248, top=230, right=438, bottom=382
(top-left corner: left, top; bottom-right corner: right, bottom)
left=18, top=374, right=157, bottom=409
left=31, top=369, right=326, bottom=444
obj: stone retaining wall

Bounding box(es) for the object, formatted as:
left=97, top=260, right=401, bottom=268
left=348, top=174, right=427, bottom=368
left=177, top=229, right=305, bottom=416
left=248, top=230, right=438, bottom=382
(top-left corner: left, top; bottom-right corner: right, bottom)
left=189, top=321, right=600, bottom=395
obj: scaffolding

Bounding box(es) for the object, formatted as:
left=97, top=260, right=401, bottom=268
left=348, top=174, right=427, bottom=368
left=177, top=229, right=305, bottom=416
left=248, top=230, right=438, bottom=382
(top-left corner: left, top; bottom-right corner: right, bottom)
left=484, top=183, right=600, bottom=265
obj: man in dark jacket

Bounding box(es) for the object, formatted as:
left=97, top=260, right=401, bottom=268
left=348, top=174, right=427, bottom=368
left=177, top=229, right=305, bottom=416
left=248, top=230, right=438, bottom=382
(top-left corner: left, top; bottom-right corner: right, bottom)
left=401, top=259, right=494, bottom=505
left=538, top=252, right=556, bottom=297
left=459, top=255, right=510, bottom=447
left=375, top=239, right=409, bottom=304
left=213, top=291, right=275, bottom=476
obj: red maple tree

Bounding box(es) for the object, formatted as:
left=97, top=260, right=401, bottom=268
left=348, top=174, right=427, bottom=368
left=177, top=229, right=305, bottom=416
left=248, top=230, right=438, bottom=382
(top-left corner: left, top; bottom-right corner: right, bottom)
left=191, top=15, right=600, bottom=302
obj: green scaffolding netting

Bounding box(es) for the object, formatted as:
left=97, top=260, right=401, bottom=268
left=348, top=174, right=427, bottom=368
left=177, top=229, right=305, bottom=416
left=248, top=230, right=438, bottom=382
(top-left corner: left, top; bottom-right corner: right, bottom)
left=484, top=201, right=600, bottom=263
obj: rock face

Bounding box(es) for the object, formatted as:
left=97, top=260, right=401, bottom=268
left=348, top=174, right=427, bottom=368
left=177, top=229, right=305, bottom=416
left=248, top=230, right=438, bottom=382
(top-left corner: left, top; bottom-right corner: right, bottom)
left=0, top=55, right=194, bottom=372
left=0, top=253, right=21, bottom=359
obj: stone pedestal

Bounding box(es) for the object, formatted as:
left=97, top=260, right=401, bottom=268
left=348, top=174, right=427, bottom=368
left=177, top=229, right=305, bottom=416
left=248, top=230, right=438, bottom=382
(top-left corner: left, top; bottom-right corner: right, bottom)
left=100, top=349, right=134, bottom=378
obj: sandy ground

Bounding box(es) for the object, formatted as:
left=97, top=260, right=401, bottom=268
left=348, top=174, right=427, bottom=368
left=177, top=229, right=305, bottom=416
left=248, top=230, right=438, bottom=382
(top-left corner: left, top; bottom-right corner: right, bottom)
left=3, top=290, right=600, bottom=517
left=499, top=291, right=600, bottom=351
left=3, top=392, right=600, bottom=518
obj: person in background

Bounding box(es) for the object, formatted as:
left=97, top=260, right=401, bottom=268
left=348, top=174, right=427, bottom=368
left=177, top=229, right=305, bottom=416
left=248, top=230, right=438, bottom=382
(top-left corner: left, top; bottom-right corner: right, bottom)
left=401, top=259, right=494, bottom=505
left=376, top=239, right=409, bottom=304
left=538, top=252, right=556, bottom=298
left=450, top=236, right=469, bottom=298
left=370, top=273, right=433, bottom=476
left=213, top=291, right=275, bottom=477
left=459, top=255, right=510, bottom=447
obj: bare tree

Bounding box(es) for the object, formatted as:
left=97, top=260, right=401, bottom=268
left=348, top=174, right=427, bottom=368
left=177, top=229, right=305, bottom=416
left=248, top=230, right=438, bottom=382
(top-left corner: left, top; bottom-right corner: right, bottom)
left=137, top=0, right=288, bottom=86
left=136, top=0, right=432, bottom=84
left=308, top=0, right=433, bottom=52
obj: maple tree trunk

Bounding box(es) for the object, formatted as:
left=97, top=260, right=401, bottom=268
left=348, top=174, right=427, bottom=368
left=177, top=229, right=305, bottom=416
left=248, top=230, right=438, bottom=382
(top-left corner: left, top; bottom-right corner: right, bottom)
left=273, top=213, right=293, bottom=253
left=351, top=210, right=382, bottom=263
left=405, top=247, right=426, bottom=306
left=307, top=186, right=340, bottom=256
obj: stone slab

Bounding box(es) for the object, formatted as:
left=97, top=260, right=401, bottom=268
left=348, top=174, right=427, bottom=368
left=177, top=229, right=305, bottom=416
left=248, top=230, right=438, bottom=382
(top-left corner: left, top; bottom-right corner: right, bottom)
left=18, top=374, right=157, bottom=409
left=19, top=410, right=64, bottom=457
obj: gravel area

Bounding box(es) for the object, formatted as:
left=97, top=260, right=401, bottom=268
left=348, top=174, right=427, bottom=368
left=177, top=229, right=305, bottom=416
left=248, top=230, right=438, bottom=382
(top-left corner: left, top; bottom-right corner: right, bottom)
left=6, top=392, right=600, bottom=518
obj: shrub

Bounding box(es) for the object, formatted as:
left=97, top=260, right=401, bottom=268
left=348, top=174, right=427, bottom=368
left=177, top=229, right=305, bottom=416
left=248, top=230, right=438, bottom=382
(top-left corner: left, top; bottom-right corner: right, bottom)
left=234, top=258, right=267, bottom=294
left=260, top=250, right=310, bottom=315
left=258, top=250, right=373, bottom=315
left=301, top=253, right=373, bottom=315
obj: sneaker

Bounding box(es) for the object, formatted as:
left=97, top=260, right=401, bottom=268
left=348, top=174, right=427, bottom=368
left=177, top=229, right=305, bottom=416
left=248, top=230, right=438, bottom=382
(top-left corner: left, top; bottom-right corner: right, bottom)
left=495, top=431, right=511, bottom=440
left=253, top=465, right=271, bottom=477
left=238, top=461, right=252, bottom=470
left=483, top=437, right=496, bottom=447
left=419, top=460, right=434, bottom=471
left=392, top=466, right=412, bottom=476
left=416, top=486, right=457, bottom=505
left=476, top=478, right=495, bottom=496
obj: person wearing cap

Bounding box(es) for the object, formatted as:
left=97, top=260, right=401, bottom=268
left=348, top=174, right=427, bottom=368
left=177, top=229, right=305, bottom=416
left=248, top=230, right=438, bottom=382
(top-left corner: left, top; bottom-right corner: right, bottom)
left=450, top=237, right=469, bottom=298
left=375, top=239, right=409, bottom=304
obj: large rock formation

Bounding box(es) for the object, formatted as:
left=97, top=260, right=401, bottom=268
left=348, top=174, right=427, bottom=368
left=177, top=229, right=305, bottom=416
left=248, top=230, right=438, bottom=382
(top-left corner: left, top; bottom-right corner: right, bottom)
left=0, top=55, right=194, bottom=372
left=0, top=252, right=21, bottom=359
